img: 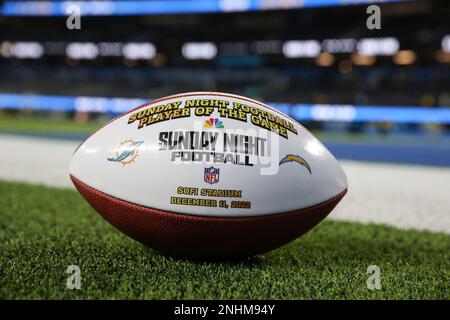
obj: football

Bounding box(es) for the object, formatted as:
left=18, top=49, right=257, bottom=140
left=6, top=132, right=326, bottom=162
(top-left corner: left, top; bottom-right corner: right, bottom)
left=70, top=92, right=348, bottom=258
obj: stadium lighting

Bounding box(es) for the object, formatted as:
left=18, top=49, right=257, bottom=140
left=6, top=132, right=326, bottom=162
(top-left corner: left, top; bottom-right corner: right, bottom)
left=315, top=53, right=335, bottom=67
left=122, top=43, right=156, bottom=60
left=442, top=35, right=450, bottom=53
left=150, top=53, right=168, bottom=67
left=357, top=37, right=399, bottom=56
left=13, top=42, right=44, bottom=59
left=393, top=50, right=416, bottom=65
left=311, top=105, right=356, bottom=122
left=182, top=42, right=217, bottom=60
left=61, top=1, right=115, bottom=16
left=0, top=41, right=44, bottom=59
left=351, top=53, right=376, bottom=66
left=435, top=50, right=450, bottom=64
left=98, top=42, right=123, bottom=57
left=250, top=40, right=281, bottom=55
left=66, top=42, right=99, bottom=60
left=322, top=39, right=357, bottom=53
left=282, top=40, right=321, bottom=58
left=219, top=0, right=251, bottom=12
left=338, top=60, right=352, bottom=74
left=0, top=41, right=13, bottom=57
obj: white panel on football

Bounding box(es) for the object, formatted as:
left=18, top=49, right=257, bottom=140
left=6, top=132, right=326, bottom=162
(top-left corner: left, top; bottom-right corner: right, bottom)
left=70, top=92, right=347, bottom=217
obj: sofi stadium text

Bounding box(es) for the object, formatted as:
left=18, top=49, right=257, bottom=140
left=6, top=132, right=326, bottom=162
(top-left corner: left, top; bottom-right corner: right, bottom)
left=174, top=304, right=275, bottom=317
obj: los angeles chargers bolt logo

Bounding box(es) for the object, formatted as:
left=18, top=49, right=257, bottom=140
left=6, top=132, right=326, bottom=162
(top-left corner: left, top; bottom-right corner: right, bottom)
left=108, top=139, right=144, bottom=166
left=279, top=154, right=312, bottom=174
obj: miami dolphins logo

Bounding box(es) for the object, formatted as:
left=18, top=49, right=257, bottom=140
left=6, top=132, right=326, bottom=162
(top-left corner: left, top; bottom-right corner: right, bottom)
left=279, top=154, right=312, bottom=174
left=107, top=139, right=144, bottom=166
left=204, top=118, right=224, bottom=129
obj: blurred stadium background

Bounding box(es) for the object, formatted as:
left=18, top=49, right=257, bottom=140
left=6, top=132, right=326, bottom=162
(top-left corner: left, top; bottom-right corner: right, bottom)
left=0, top=0, right=449, bottom=300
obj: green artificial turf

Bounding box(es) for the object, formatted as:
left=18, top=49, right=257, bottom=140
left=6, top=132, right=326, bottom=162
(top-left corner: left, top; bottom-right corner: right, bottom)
left=0, top=114, right=102, bottom=135
left=0, top=180, right=448, bottom=300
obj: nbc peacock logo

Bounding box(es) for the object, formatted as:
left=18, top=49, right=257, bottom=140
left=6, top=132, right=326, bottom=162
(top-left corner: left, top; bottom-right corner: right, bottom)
left=203, top=118, right=224, bottom=129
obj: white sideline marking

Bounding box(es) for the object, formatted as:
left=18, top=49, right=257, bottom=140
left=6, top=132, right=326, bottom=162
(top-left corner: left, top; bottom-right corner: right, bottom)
left=332, top=161, right=450, bottom=234
left=0, top=134, right=449, bottom=234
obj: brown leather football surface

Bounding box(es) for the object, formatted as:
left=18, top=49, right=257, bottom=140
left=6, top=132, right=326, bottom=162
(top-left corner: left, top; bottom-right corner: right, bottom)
left=71, top=175, right=347, bottom=258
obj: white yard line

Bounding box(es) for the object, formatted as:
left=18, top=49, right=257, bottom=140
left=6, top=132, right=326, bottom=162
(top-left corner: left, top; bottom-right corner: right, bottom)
left=0, top=135, right=79, bottom=188
left=332, top=161, right=450, bottom=234
left=1, top=134, right=449, bottom=234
